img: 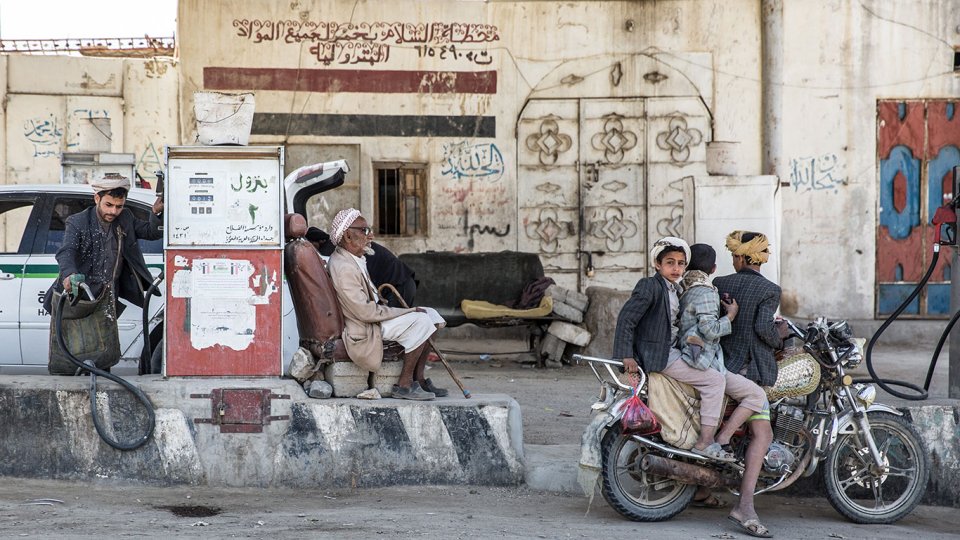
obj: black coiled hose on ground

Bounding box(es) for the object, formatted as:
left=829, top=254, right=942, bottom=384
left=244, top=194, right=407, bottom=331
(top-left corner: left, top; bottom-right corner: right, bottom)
left=55, top=292, right=156, bottom=451
left=858, top=248, right=952, bottom=401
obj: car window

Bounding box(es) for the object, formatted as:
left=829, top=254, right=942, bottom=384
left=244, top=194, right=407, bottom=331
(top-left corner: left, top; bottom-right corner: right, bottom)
left=44, top=196, right=163, bottom=255
left=0, top=199, right=38, bottom=254
left=45, top=198, right=92, bottom=254
left=127, top=204, right=163, bottom=254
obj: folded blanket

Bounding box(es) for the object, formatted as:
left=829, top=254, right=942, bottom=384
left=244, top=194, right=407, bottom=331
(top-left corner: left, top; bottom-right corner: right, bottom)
left=461, top=295, right=553, bottom=320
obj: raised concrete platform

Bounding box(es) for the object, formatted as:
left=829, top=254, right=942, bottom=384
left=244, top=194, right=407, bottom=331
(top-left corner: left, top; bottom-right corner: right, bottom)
left=0, top=376, right=523, bottom=488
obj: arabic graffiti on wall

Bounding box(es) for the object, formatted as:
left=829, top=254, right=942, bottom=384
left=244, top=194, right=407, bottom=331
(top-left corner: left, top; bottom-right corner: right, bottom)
left=232, top=19, right=498, bottom=66
left=441, top=141, right=504, bottom=181
left=23, top=114, right=63, bottom=158
left=789, top=153, right=847, bottom=192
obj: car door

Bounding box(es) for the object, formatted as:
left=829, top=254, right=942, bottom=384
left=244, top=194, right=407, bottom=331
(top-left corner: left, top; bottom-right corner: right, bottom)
left=0, top=194, right=42, bottom=365
left=21, top=193, right=164, bottom=365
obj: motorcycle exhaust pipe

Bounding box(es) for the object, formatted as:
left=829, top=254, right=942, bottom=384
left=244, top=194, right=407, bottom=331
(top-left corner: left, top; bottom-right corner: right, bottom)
left=640, top=454, right=739, bottom=489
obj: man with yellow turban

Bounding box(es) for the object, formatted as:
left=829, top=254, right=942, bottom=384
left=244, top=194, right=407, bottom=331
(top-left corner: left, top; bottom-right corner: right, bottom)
left=713, top=230, right=786, bottom=538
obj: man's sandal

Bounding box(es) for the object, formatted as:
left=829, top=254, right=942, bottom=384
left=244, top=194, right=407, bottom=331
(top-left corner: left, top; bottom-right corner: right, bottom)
left=727, top=515, right=773, bottom=538
left=691, top=442, right=737, bottom=463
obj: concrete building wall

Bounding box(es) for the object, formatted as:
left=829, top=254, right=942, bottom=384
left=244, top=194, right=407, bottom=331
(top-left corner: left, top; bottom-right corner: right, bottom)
left=2, top=55, right=179, bottom=185
left=775, top=0, right=960, bottom=320
left=3, top=0, right=957, bottom=322
left=176, top=0, right=761, bottom=290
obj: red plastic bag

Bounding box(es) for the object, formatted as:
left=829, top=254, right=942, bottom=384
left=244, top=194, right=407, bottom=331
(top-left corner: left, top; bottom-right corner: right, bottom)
left=621, top=384, right=661, bottom=435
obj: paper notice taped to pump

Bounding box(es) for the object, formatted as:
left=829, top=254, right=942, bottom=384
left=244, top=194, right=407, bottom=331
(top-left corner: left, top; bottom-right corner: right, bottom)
left=181, top=258, right=278, bottom=350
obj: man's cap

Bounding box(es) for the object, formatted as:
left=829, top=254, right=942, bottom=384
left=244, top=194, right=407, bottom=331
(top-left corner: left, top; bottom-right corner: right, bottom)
left=687, top=243, right=716, bottom=273
left=90, top=172, right=131, bottom=193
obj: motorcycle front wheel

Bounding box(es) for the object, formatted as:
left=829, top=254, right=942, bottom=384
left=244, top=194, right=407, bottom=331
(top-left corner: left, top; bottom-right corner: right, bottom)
left=600, top=424, right=696, bottom=522
left=823, top=412, right=929, bottom=524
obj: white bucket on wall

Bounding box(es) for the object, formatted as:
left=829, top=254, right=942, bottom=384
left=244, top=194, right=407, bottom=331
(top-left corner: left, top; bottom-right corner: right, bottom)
left=706, top=141, right=740, bottom=176
left=194, top=92, right=255, bottom=146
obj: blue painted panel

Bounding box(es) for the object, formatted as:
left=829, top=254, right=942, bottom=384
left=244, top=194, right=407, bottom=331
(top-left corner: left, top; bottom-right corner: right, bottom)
left=879, top=145, right=921, bottom=239
left=877, top=283, right=920, bottom=315
left=927, top=145, right=960, bottom=221
left=927, top=283, right=951, bottom=315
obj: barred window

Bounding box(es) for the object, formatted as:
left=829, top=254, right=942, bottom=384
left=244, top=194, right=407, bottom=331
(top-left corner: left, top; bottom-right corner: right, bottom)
left=374, top=163, right=427, bottom=236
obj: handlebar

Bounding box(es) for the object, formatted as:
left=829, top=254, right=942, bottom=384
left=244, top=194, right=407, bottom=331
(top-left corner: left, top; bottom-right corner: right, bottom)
left=572, top=354, right=637, bottom=391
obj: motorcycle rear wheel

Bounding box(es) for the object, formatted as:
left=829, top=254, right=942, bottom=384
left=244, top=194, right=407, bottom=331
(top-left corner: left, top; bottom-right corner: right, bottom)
left=600, top=424, right=696, bottom=522
left=823, top=412, right=929, bottom=524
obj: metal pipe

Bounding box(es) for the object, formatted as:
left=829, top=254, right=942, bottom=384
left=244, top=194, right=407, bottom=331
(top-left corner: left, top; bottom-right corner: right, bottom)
left=640, top=454, right=739, bottom=489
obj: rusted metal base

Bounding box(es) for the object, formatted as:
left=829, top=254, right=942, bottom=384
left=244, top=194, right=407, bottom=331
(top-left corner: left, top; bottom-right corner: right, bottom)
left=191, top=388, right=290, bottom=433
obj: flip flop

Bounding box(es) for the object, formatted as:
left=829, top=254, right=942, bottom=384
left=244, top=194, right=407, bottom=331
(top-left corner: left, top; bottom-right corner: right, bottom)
left=726, top=515, right=773, bottom=538
left=691, top=442, right=737, bottom=463
left=690, top=493, right=727, bottom=508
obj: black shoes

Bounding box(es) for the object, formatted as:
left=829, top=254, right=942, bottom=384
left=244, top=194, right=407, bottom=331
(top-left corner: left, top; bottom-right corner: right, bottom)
left=391, top=381, right=435, bottom=401
left=420, top=378, right=449, bottom=398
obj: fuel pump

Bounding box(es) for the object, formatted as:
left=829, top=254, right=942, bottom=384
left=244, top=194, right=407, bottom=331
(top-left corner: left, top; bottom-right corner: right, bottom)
left=162, top=146, right=285, bottom=377
left=861, top=166, right=960, bottom=400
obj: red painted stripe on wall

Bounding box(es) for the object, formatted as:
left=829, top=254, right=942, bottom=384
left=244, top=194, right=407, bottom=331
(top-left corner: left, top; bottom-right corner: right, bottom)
left=204, top=67, right=497, bottom=94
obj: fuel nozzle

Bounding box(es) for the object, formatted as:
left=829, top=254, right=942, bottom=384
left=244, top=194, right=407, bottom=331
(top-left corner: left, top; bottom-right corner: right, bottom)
left=68, top=274, right=93, bottom=305
left=932, top=200, right=959, bottom=249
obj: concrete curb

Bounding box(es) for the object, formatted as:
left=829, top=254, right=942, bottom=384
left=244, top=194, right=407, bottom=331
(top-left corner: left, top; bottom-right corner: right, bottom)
left=0, top=376, right=524, bottom=488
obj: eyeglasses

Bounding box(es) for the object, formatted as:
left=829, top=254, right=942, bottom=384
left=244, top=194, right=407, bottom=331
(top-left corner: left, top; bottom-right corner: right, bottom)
left=347, top=226, right=373, bottom=235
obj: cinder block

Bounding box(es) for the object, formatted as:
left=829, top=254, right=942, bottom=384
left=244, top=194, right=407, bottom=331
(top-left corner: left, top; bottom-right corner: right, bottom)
left=539, top=333, right=566, bottom=363
left=324, top=361, right=402, bottom=397
left=547, top=284, right=589, bottom=312
left=564, top=290, right=589, bottom=312
left=551, top=300, right=584, bottom=323
left=546, top=284, right=568, bottom=303
left=547, top=320, right=592, bottom=346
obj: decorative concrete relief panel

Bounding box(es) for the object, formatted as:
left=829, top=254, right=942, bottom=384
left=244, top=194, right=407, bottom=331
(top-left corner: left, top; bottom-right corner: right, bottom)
left=518, top=100, right=577, bottom=166
left=645, top=97, right=708, bottom=248
left=581, top=205, right=643, bottom=254
left=517, top=167, right=577, bottom=208
left=646, top=97, right=708, bottom=166
left=518, top=100, right=579, bottom=258
left=518, top=207, right=577, bottom=255
left=579, top=162, right=644, bottom=209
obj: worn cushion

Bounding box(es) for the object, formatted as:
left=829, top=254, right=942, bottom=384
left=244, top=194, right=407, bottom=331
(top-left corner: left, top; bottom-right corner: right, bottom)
left=284, top=213, right=308, bottom=240
left=461, top=295, right=553, bottom=320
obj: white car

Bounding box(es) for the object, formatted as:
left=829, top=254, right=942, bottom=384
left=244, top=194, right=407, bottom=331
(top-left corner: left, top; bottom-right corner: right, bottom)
left=0, top=159, right=348, bottom=371
left=0, top=184, right=164, bottom=368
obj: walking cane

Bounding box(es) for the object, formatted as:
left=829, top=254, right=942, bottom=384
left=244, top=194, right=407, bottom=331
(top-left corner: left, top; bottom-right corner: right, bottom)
left=378, top=284, right=472, bottom=398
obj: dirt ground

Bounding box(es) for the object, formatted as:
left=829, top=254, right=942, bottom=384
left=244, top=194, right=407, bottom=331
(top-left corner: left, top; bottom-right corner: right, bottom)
left=0, top=340, right=957, bottom=538
left=0, top=477, right=956, bottom=539
left=437, top=341, right=600, bottom=445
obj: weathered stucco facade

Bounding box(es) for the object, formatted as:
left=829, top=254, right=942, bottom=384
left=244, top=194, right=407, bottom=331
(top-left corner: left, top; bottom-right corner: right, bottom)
left=2, top=0, right=959, bottom=323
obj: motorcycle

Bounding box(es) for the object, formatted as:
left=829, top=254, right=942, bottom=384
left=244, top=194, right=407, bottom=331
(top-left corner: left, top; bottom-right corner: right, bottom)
left=574, top=317, right=929, bottom=524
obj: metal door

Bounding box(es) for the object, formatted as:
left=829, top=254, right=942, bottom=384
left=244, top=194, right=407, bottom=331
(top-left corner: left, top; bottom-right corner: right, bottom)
left=877, top=100, right=960, bottom=317
left=518, top=97, right=706, bottom=291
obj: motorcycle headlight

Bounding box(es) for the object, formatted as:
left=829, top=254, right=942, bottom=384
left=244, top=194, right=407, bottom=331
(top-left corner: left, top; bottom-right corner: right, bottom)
left=845, top=338, right=866, bottom=369
left=854, top=383, right=876, bottom=408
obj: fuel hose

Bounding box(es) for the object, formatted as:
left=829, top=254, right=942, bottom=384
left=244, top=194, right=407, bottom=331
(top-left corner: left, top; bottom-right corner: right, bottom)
left=54, top=292, right=156, bottom=451
left=858, top=249, right=947, bottom=401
